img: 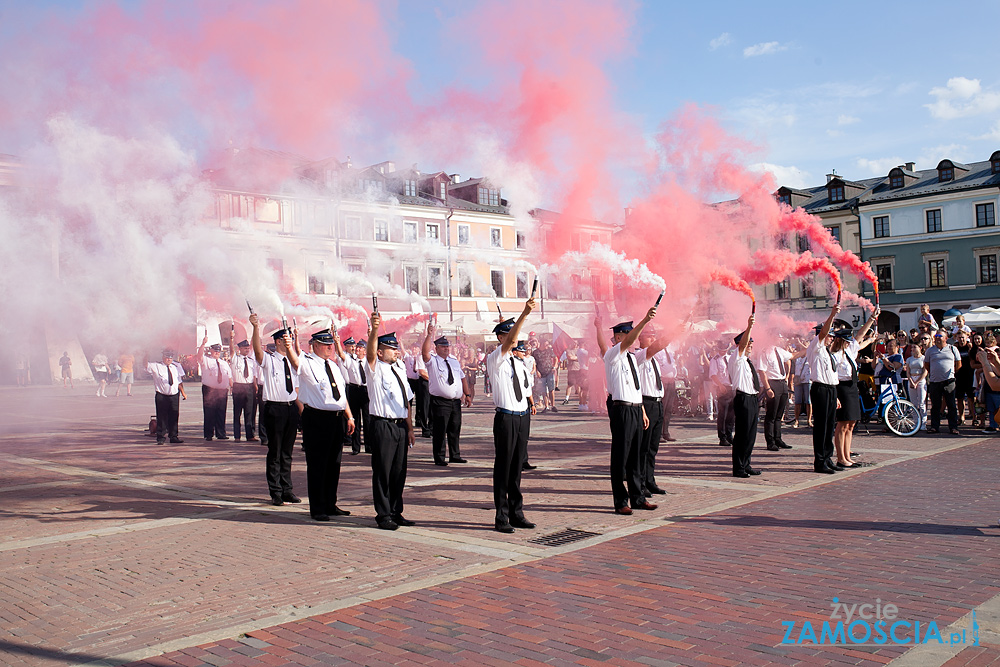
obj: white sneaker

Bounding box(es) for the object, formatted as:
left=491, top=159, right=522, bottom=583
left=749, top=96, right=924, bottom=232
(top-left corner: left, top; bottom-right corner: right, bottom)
left=579, top=404, right=588, bottom=411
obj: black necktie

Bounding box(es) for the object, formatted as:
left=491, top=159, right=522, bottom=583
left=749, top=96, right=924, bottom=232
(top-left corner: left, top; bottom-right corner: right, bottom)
left=653, top=357, right=662, bottom=391
left=325, top=360, right=342, bottom=400
left=748, top=358, right=761, bottom=392
left=167, top=363, right=173, bottom=387
left=626, top=353, right=640, bottom=390
left=216, top=359, right=222, bottom=383
left=445, top=358, right=454, bottom=385
left=283, top=357, right=293, bottom=394
left=510, top=358, right=523, bottom=401
left=359, top=359, right=366, bottom=383
left=390, top=366, right=408, bottom=403
left=774, top=349, right=785, bottom=377
left=243, top=357, right=249, bottom=380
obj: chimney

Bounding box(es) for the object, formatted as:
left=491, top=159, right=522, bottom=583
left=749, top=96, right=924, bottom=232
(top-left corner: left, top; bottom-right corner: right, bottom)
left=450, top=173, right=461, bottom=184
left=826, top=170, right=838, bottom=183
left=346, top=156, right=352, bottom=169
left=905, top=162, right=915, bottom=172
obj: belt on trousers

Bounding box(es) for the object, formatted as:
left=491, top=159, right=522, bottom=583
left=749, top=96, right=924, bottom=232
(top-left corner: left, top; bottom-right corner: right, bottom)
left=265, top=400, right=297, bottom=406
left=431, top=395, right=462, bottom=402
left=302, top=406, right=344, bottom=415
left=611, top=400, right=642, bottom=407
left=496, top=407, right=529, bottom=416
left=641, top=395, right=662, bottom=403
left=735, top=390, right=759, bottom=398
left=371, top=415, right=407, bottom=425
left=155, top=391, right=178, bottom=397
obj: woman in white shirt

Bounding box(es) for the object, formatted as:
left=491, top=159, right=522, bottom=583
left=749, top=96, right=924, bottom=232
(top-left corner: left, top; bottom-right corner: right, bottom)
left=831, top=310, right=878, bottom=469
left=91, top=352, right=110, bottom=397
left=906, top=332, right=931, bottom=430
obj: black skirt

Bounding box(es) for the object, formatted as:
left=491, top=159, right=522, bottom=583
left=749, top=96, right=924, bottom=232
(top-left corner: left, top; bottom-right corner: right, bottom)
left=836, top=379, right=861, bottom=422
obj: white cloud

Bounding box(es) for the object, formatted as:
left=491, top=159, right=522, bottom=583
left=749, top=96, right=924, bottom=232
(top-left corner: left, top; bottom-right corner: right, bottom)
left=743, top=41, right=787, bottom=58
left=749, top=162, right=810, bottom=189
left=856, top=157, right=905, bottom=175
left=926, top=77, right=1000, bottom=119
left=709, top=33, right=732, bottom=50
left=837, top=114, right=860, bottom=126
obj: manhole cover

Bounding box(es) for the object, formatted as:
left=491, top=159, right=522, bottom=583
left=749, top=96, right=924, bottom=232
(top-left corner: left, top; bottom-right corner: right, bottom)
left=528, top=528, right=601, bottom=547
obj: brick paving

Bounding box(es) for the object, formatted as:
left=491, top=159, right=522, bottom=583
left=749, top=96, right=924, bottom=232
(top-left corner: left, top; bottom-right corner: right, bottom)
left=0, top=384, right=997, bottom=666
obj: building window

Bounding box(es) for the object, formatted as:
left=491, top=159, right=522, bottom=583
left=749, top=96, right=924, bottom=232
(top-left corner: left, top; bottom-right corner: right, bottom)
left=797, top=235, right=810, bottom=252
left=590, top=273, right=604, bottom=301
left=342, top=216, right=361, bottom=240
left=255, top=198, right=281, bottom=222
left=490, top=227, right=502, bottom=248
left=777, top=193, right=791, bottom=206
left=457, top=266, right=473, bottom=297
left=403, top=221, right=418, bottom=243
left=775, top=280, right=789, bottom=300
left=876, top=264, right=893, bottom=292
left=829, top=185, right=845, bottom=203
left=478, top=187, right=499, bottom=206
left=308, top=261, right=325, bottom=294
left=361, top=179, right=384, bottom=191
left=571, top=275, right=584, bottom=300
left=926, top=209, right=942, bottom=233
left=405, top=266, right=420, bottom=295
left=516, top=231, right=526, bottom=250
left=516, top=271, right=529, bottom=298
left=993, top=159, right=1000, bottom=175
left=491, top=269, right=505, bottom=298
left=873, top=215, right=890, bottom=238
left=939, top=167, right=954, bottom=182
left=427, top=267, right=443, bottom=297
left=404, top=180, right=417, bottom=197
left=927, top=259, right=947, bottom=288
left=374, top=218, right=389, bottom=242
left=976, top=203, right=996, bottom=227
left=426, top=223, right=440, bottom=244
left=457, top=224, right=470, bottom=245
left=800, top=280, right=814, bottom=298
left=890, top=173, right=904, bottom=188
left=980, top=255, right=998, bottom=284
left=439, top=182, right=447, bottom=199
left=348, top=263, right=363, bottom=273
left=827, top=226, right=841, bottom=244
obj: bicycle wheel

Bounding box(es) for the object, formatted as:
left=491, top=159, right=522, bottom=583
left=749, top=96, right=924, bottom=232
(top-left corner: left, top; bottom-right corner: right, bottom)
left=884, top=399, right=921, bottom=436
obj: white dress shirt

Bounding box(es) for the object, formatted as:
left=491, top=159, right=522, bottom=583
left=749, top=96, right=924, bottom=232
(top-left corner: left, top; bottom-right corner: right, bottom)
left=231, top=353, right=259, bottom=385
left=655, top=346, right=678, bottom=381
left=426, top=354, right=465, bottom=399
left=486, top=347, right=530, bottom=412
left=634, top=348, right=665, bottom=399
left=807, top=336, right=839, bottom=386
left=604, top=342, right=642, bottom=404
left=404, top=353, right=426, bottom=380
left=710, top=350, right=733, bottom=389
left=834, top=341, right=861, bottom=381
left=146, top=361, right=183, bottom=395
left=756, top=346, right=793, bottom=382
left=260, top=352, right=298, bottom=402
left=366, top=359, right=412, bottom=418
left=793, top=357, right=811, bottom=384
left=729, top=352, right=759, bottom=394
left=340, top=354, right=366, bottom=386
left=297, top=353, right=349, bottom=411
left=200, top=355, right=232, bottom=389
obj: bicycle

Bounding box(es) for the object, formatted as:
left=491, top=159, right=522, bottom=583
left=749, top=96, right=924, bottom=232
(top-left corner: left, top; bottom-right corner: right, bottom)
left=857, top=381, right=922, bottom=437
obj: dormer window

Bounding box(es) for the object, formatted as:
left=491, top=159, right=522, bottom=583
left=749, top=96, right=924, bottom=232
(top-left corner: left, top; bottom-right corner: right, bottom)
left=889, top=171, right=904, bottom=188
left=478, top=187, right=499, bottom=206
left=939, top=166, right=954, bottom=182
left=777, top=193, right=791, bottom=206
left=829, top=185, right=845, bottom=203
left=439, top=182, right=446, bottom=199
left=991, top=151, right=1000, bottom=174
left=404, top=180, right=417, bottom=196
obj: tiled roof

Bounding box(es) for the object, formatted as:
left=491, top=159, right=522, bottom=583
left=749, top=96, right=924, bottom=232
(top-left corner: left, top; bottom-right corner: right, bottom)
left=860, top=159, right=1000, bottom=204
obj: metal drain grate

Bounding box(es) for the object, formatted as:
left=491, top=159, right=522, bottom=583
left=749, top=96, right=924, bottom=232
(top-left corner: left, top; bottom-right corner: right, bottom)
left=528, top=528, right=601, bottom=547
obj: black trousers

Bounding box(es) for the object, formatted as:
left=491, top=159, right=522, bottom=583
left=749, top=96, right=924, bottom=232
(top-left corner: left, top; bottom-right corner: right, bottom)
left=732, top=391, right=759, bottom=474
left=640, top=397, right=664, bottom=492
left=409, top=377, right=430, bottom=433
left=430, top=395, right=462, bottom=463
left=763, top=379, right=789, bottom=447
left=262, top=401, right=299, bottom=498
left=232, top=383, right=256, bottom=440
left=346, top=384, right=370, bottom=453
left=302, top=406, right=347, bottom=517
left=811, top=383, right=837, bottom=469
left=154, top=392, right=180, bottom=442
left=201, top=385, right=229, bottom=439
left=255, top=385, right=267, bottom=444
left=609, top=402, right=644, bottom=509
left=661, top=380, right=677, bottom=435
left=716, top=388, right=735, bottom=442
left=928, top=380, right=958, bottom=431
left=493, top=410, right=529, bottom=523
left=369, top=416, right=408, bottom=522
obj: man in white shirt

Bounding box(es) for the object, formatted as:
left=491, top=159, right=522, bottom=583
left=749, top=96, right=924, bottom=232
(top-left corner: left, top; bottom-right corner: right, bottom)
left=635, top=326, right=670, bottom=497
left=298, top=329, right=356, bottom=522
left=365, top=319, right=416, bottom=531
left=595, top=308, right=658, bottom=515
left=756, top=337, right=796, bottom=452
left=512, top=340, right=539, bottom=471
left=422, top=328, right=471, bottom=466
left=338, top=338, right=371, bottom=455
left=145, top=348, right=187, bottom=445
left=487, top=297, right=537, bottom=533
left=710, top=342, right=736, bottom=446
left=250, top=313, right=301, bottom=506
left=404, top=344, right=430, bottom=438
left=729, top=316, right=761, bottom=478
left=655, top=344, right=679, bottom=442
left=807, top=305, right=842, bottom=474
left=230, top=339, right=259, bottom=442
left=196, top=337, right=232, bottom=441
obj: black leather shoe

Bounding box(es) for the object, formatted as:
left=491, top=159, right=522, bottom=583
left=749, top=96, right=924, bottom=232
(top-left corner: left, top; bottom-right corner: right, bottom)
left=217, top=436, right=229, bottom=440
left=393, top=515, right=416, bottom=526
left=777, top=442, right=792, bottom=449
left=421, top=431, right=431, bottom=438
left=643, top=490, right=652, bottom=498
left=747, top=468, right=762, bottom=476
left=282, top=493, right=302, bottom=503
left=204, top=437, right=213, bottom=442
left=494, top=522, right=515, bottom=533
left=766, top=446, right=780, bottom=451
left=521, top=463, right=537, bottom=470
left=648, top=486, right=667, bottom=495
left=169, top=438, right=184, bottom=443
left=719, top=440, right=730, bottom=446
left=312, top=514, right=330, bottom=522
left=510, top=516, right=535, bottom=529
left=434, top=461, right=448, bottom=466
left=377, top=519, right=398, bottom=531
left=270, top=496, right=284, bottom=506
left=633, top=500, right=658, bottom=510
left=833, top=463, right=845, bottom=470
left=330, top=506, right=351, bottom=516
left=814, top=466, right=836, bottom=474
left=449, top=457, right=468, bottom=464
left=733, top=471, right=750, bottom=478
